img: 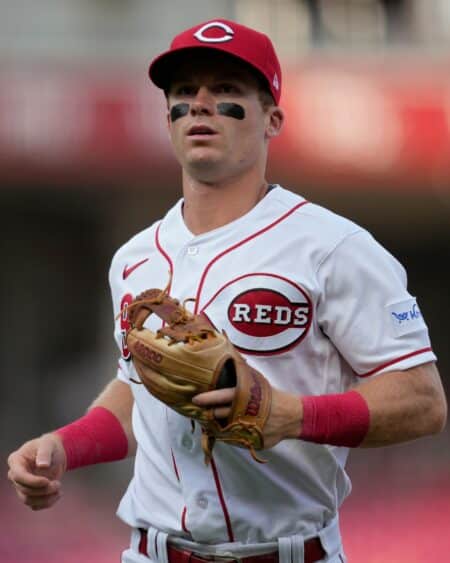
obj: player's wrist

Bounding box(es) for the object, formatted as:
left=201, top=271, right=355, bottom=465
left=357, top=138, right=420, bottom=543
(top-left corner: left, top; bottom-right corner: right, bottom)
left=46, top=432, right=68, bottom=473
left=298, top=390, right=370, bottom=447
left=288, top=391, right=304, bottom=440
left=54, top=406, right=128, bottom=471
left=270, top=388, right=304, bottom=441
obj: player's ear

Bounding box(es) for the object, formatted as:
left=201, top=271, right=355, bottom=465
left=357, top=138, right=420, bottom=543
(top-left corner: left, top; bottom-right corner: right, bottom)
left=165, top=95, right=172, bottom=131
left=265, top=106, right=284, bottom=139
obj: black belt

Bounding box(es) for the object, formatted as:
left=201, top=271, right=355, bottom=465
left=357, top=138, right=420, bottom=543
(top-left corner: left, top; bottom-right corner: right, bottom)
left=138, top=529, right=326, bottom=563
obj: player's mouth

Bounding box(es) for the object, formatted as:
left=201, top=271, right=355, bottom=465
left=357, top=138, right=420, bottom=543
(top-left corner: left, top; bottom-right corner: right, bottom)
left=187, top=124, right=218, bottom=138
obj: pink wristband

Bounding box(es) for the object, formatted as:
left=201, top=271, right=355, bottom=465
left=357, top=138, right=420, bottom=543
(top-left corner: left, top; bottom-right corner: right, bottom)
left=55, top=406, right=128, bottom=470
left=300, top=390, right=370, bottom=447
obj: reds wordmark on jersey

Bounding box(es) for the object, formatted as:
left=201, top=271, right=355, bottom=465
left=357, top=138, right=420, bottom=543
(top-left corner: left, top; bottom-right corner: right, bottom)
left=109, top=186, right=435, bottom=544
left=203, top=274, right=312, bottom=355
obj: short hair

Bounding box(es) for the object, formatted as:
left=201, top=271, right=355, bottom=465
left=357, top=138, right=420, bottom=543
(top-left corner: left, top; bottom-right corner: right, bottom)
left=255, top=78, right=276, bottom=110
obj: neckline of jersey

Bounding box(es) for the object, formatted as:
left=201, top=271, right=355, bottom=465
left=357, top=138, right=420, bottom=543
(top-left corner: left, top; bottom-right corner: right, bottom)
left=176, top=184, right=281, bottom=242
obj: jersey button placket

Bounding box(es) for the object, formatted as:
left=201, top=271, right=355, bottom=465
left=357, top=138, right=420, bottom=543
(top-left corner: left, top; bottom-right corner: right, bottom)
left=181, top=433, right=194, bottom=451
left=196, top=493, right=208, bottom=509
left=187, top=246, right=199, bottom=256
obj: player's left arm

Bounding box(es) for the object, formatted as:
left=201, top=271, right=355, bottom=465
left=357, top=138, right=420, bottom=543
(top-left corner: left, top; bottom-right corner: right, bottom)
left=194, top=361, right=447, bottom=449
left=351, top=361, right=447, bottom=447
left=294, top=361, right=447, bottom=449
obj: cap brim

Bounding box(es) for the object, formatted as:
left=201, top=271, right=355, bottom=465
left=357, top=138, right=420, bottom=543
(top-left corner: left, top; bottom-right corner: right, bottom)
left=149, top=45, right=270, bottom=95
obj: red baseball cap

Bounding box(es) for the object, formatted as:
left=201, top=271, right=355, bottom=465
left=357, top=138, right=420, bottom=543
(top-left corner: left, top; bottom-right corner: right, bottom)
left=149, top=19, right=282, bottom=104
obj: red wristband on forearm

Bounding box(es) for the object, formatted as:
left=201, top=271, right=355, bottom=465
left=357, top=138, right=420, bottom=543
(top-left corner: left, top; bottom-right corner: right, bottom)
left=299, top=390, right=370, bottom=447
left=55, top=406, right=128, bottom=470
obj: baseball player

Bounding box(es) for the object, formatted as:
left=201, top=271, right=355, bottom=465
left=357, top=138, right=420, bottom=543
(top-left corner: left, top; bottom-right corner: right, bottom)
left=8, top=19, right=447, bottom=563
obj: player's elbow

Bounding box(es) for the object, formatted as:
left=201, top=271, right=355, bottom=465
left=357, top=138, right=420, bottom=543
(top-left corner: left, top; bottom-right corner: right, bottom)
left=413, top=363, right=447, bottom=437
left=422, top=381, right=447, bottom=436
left=428, top=392, right=447, bottom=435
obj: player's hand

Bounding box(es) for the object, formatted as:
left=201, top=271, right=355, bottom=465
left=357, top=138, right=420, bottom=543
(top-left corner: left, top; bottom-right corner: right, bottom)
left=7, top=433, right=67, bottom=511
left=192, top=386, right=303, bottom=448
left=261, top=387, right=303, bottom=447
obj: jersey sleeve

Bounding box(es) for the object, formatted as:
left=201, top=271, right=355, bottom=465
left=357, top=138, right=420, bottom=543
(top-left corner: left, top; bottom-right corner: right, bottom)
left=315, top=230, right=436, bottom=377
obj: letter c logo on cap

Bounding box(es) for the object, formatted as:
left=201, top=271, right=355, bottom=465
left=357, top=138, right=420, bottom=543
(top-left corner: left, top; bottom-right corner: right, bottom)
left=194, top=21, right=234, bottom=43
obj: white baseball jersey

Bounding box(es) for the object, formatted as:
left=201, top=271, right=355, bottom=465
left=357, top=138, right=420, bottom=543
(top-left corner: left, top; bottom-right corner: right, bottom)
left=109, top=185, right=436, bottom=544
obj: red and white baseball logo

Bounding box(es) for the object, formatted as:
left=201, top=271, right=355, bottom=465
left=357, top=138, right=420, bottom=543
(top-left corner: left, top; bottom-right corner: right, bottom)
left=194, top=22, right=234, bottom=43
left=203, top=273, right=312, bottom=355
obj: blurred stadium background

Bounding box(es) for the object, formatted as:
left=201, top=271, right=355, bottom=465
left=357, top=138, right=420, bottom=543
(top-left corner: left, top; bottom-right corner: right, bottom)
left=1, top=1, right=449, bottom=561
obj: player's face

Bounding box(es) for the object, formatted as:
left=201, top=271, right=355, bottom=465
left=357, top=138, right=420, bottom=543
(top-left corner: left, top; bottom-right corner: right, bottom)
left=166, top=53, right=283, bottom=183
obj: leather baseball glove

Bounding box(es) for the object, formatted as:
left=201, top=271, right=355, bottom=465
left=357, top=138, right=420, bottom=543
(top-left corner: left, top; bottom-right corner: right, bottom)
left=125, top=287, right=272, bottom=464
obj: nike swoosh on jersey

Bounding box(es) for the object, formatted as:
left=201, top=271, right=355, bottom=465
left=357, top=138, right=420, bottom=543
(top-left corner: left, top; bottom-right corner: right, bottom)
left=122, top=258, right=149, bottom=280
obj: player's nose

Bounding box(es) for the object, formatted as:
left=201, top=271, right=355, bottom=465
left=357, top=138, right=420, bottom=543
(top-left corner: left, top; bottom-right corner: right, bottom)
left=190, top=86, right=215, bottom=116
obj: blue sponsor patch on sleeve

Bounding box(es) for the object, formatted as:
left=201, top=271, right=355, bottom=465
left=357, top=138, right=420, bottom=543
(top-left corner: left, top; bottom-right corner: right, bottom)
left=387, top=298, right=426, bottom=337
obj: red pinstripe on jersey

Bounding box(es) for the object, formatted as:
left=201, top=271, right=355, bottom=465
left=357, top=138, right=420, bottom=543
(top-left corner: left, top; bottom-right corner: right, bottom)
left=358, top=347, right=433, bottom=377
left=181, top=506, right=189, bottom=533
left=210, top=458, right=235, bottom=542
left=171, top=449, right=180, bottom=481
left=155, top=221, right=174, bottom=292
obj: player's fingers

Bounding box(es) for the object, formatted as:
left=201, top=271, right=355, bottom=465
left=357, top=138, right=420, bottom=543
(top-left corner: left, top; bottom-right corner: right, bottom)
left=213, top=406, right=231, bottom=419
left=193, top=387, right=235, bottom=406
left=23, top=491, right=62, bottom=511
left=13, top=480, right=60, bottom=498
left=16, top=486, right=59, bottom=504
left=7, top=465, right=51, bottom=490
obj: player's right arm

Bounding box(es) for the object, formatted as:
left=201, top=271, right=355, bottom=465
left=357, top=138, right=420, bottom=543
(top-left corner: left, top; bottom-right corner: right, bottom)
left=8, top=229, right=152, bottom=511
left=7, top=378, right=134, bottom=511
